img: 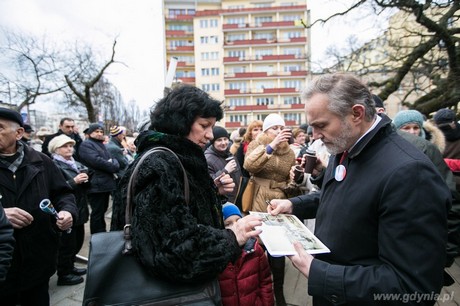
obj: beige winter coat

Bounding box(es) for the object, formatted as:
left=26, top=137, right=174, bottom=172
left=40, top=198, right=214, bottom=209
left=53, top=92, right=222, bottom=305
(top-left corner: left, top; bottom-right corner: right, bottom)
left=243, top=133, right=296, bottom=212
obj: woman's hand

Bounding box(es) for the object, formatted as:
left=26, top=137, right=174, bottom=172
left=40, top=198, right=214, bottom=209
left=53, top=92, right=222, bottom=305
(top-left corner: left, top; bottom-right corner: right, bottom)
left=230, top=214, right=263, bottom=246
left=224, top=159, right=237, bottom=174
left=214, top=173, right=235, bottom=195
left=73, top=173, right=89, bottom=184
left=266, top=199, right=293, bottom=215
left=270, top=129, right=292, bottom=150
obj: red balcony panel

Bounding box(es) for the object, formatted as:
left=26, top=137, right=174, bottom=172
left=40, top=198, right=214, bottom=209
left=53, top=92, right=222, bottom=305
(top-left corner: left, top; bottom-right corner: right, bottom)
left=225, top=122, right=243, bottom=128
left=291, top=103, right=305, bottom=109
left=179, top=77, right=195, bottom=84
left=290, top=37, right=307, bottom=43
left=233, top=72, right=267, bottom=78
left=225, top=89, right=241, bottom=95
left=175, top=46, right=194, bottom=52
left=233, top=105, right=268, bottom=111
left=223, top=24, right=239, bottom=29
left=176, top=61, right=194, bottom=67
left=223, top=56, right=240, bottom=62
left=262, top=54, right=295, bottom=60
left=285, top=120, right=297, bottom=127
left=261, top=21, right=295, bottom=27
left=166, top=14, right=194, bottom=21
left=263, top=88, right=297, bottom=94
left=290, top=70, right=308, bottom=76
left=228, top=39, right=270, bottom=45
left=165, top=30, right=186, bottom=36
left=196, top=5, right=307, bottom=16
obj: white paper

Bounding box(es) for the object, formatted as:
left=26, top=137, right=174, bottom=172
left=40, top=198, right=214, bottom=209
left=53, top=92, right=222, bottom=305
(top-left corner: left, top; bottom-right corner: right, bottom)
left=249, top=212, right=330, bottom=256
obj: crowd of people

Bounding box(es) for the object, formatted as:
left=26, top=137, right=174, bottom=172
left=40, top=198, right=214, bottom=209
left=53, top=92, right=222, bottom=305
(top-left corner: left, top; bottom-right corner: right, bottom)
left=0, top=73, right=458, bottom=305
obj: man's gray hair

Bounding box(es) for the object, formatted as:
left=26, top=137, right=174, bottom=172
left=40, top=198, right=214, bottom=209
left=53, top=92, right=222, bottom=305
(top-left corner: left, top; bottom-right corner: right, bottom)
left=301, top=74, right=376, bottom=122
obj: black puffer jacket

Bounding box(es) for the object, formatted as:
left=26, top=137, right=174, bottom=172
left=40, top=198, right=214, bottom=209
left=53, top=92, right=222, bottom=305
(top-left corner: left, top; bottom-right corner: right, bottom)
left=111, top=131, right=241, bottom=283
left=0, top=205, right=14, bottom=282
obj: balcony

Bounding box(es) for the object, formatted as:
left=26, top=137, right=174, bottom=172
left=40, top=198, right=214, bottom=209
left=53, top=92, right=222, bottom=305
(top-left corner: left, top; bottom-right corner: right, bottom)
left=176, top=61, right=195, bottom=67
left=224, top=70, right=308, bottom=80
left=166, top=46, right=194, bottom=52
left=223, top=54, right=307, bottom=63
left=223, top=21, right=297, bottom=31
left=224, top=37, right=306, bottom=47
left=165, top=14, right=194, bottom=21
left=224, top=87, right=298, bottom=95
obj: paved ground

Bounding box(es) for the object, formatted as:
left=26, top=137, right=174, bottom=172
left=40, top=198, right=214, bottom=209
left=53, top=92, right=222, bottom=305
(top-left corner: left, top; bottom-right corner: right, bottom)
left=48, top=213, right=459, bottom=306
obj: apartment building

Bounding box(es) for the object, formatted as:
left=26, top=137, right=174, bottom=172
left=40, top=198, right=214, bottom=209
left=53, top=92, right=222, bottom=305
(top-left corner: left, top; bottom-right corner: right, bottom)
left=164, top=0, right=310, bottom=132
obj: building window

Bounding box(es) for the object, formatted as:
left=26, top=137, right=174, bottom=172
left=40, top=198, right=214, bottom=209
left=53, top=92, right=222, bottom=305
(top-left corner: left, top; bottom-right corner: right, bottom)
left=255, top=49, right=273, bottom=57
left=210, top=19, right=218, bottom=27
left=284, top=80, right=301, bottom=89
left=283, top=14, right=301, bottom=21
left=228, top=50, right=245, bottom=58
left=229, top=98, right=247, bottom=106
left=201, top=52, right=219, bottom=60
left=284, top=31, right=301, bottom=39
left=256, top=97, right=274, bottom=105
left=284, top=65, right=301, bottom=72
left=283, top=48, right=303, bottom=56
left=254, top=32, right=274, bottom=40
left=229, top=82, right=247, bottom=90
left=227, top=17, right=245, bottom=24
left=255, top=16, right=273, bottom=24
left=202, top=83, right=220, bottom=92
left=284, top=113, right=301, bottom=123
left=230, top=66, right=246, bottom=73
left=229, top=114, right=248, bottom=124
left=284, top=96, right=301, bottom=105
left=200, top=20, right=208, bottom=28
left=226, top=34, right=246, bottom=42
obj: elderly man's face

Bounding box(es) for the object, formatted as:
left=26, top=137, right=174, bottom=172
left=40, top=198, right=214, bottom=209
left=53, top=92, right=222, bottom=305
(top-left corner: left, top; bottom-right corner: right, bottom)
left=0, top=119, right=23, bottom=154
left=305, top=93, right=357, bottom=155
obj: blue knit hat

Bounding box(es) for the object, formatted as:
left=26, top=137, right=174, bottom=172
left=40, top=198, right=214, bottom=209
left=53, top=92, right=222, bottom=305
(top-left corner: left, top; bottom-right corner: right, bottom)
left=222, top=203, right=242, bottom=220
left=393, top=110, right=426, bottom=138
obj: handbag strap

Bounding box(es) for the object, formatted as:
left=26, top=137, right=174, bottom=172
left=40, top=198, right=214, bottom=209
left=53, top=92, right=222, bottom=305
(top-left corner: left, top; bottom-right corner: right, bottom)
left=123, top=146, right=189, bottom=254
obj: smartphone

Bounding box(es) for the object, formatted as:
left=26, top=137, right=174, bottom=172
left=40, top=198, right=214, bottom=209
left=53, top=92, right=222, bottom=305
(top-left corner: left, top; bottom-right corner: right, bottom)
left=225, top=156, right=234, bottom=162
left=213, top=172, right=226, bottom=184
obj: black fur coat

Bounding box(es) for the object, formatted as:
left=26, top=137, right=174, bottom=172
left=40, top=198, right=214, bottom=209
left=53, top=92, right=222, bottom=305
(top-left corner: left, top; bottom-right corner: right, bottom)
left=111, top=131, right=241, bottom=283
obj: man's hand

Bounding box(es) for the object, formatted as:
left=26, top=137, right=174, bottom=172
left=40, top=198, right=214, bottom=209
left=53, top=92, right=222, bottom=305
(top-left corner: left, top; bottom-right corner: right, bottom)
left=56, top=210, right=73, bottom=231
left=288, top=242, right=314, bottom=278
left=267, top=199, right=293, bottom=215
left=4, top=207, right=33, bottom=229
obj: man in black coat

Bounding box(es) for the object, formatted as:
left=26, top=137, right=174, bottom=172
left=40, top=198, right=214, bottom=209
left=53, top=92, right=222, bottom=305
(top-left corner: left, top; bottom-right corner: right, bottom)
left=269, top=74, right=450, bottom=306
left=0, top=108, right=77, bottom=306
left=78, top=123, right=119, bottom=234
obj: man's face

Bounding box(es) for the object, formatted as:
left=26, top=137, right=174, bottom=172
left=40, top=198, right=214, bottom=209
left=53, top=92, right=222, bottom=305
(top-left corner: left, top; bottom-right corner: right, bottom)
left=89, top=128, right=105, bottom=141
left=60, top=120, right=75, bottom=135
left=0, top=119, right=23, bottom=154
left=305, top=93, right=356, bottom=155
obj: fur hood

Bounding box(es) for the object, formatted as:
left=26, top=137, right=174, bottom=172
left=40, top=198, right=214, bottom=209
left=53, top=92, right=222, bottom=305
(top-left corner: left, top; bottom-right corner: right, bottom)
left=424, top=120, right=446, bottom=153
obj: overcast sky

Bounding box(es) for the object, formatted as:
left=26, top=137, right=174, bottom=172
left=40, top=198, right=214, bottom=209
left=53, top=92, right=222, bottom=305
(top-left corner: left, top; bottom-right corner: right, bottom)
left=0, top=0, right=388, bottom=112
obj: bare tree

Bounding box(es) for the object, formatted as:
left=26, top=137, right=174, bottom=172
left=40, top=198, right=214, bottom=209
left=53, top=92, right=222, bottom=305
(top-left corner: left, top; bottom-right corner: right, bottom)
left=63, top=40, right=118, bottom=122
left=313, top=0, right=460, bottom=116
left=0, top=29, right=66, bottom=112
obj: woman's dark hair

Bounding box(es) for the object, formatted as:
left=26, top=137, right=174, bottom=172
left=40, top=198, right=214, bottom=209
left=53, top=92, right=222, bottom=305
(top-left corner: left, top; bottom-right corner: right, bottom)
left=150, top=85, right=224, bottom=136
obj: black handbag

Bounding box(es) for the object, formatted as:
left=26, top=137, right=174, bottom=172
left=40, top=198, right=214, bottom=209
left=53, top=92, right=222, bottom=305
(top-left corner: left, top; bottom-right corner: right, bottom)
left=83, top=146, right=222, bottom=306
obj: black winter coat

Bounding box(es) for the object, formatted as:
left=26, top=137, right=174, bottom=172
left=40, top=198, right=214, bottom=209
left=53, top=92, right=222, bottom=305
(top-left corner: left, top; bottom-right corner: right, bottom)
left=0, top=205, right=14, bottom=283
left=290, top=115, right=450, bottom=306
left=78, top=138, right=119, bottom=193
left=52, top=159, right=90, bottom=226
left=0, top=144, right=77, bottom=294
left=111, top=131, right=241, bottom=283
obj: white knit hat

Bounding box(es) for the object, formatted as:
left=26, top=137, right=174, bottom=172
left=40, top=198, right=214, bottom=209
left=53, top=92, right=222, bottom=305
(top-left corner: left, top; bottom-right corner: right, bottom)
left=263, top=114, right=285, bottom=132
left=48, top=134, right=76, bottom=153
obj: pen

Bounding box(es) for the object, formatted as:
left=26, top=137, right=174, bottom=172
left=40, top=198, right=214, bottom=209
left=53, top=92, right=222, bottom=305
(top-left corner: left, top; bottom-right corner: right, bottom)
left=265, top=200, right=273, bottom=208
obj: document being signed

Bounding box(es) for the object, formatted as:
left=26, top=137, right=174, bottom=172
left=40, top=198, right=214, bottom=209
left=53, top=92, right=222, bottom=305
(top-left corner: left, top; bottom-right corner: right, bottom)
left=249, top=212, right=330, bottom=256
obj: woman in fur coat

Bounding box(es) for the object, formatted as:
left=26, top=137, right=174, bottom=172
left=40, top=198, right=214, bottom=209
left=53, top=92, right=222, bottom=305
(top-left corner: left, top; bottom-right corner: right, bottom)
left=111, top=85, right=262, bottom=285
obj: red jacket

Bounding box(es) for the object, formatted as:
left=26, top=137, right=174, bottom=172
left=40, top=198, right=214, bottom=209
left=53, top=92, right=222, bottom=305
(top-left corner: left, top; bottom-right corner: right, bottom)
left=218, top=239, right=274, bottom=306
